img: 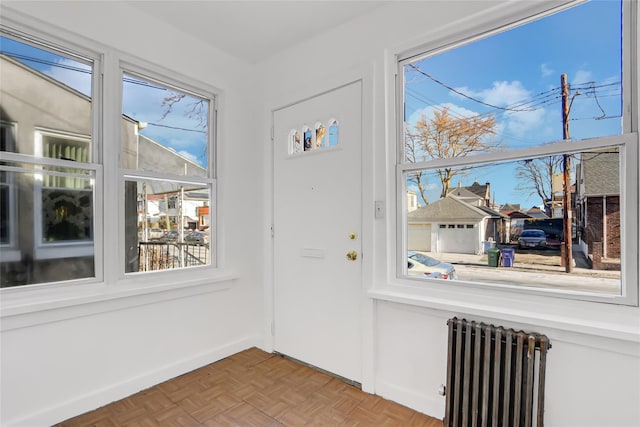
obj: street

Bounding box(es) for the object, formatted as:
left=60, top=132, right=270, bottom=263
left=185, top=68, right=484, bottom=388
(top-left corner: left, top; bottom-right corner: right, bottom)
left=418, top=247, right=621, bottom=295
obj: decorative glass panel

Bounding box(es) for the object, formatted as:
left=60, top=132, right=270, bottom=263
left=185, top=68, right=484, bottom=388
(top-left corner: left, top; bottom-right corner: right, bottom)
left=303, top=128, right=313, bottom=151
left=328, top=120, right=339, bottom=147
left=315, top=123, right=326, bottom=149
left=290, top=129, right=302, bottom=154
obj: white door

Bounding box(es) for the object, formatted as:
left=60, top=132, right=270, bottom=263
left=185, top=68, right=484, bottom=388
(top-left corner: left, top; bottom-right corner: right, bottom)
left=273, top=81, right=362, bottom=383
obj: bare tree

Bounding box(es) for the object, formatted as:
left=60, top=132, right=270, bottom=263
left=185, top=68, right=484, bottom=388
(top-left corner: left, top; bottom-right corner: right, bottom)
left=405, top=133, right=430, bottom=205
left=515, top=155, right=564, bottom=215
left=161, top=92, right=208, bottom=129
left=405, top=107, right=499, bottom=198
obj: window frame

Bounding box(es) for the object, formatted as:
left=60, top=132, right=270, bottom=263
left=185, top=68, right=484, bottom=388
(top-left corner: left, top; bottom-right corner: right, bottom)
left=394, top=0, right=638, bottom=306
left=0, top=16, right=222, bottom=296
left=117, top=62, right=218, bottom=278
left=0, top=24, right=103, bottom=288
left=0, top=121, right=19, bottom=261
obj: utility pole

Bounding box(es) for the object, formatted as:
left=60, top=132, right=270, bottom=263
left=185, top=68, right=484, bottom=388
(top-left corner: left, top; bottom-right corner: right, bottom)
left=561, top=73, right=573, bottom=273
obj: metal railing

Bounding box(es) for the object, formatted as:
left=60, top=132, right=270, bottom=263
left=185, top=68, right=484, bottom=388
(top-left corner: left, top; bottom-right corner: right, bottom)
left=138, top=242, right=210, bottom=271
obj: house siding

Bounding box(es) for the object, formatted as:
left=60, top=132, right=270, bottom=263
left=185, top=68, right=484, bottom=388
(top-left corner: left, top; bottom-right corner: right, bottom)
left=584, top=195, right=620, bottom=259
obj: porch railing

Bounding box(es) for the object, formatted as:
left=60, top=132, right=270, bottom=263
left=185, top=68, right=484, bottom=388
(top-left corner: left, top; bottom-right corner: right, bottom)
left=138, top=242, right=210, bottom=271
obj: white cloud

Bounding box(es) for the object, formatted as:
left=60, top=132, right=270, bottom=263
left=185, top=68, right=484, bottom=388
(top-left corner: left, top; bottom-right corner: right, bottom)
left=504, top=108, right=547, bottom=137
left=541, top=63, right=554, bottom=78
left=572, top=69, right=593, bottom=85
left=457, top=80, right=531, bottom=107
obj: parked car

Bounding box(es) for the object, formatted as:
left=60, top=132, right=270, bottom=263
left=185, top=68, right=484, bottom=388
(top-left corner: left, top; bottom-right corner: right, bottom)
left=407, top=251, right=458, bottom=280
left=518, top=229, right=547, bottom=249
left=147, top=228, right=164, bottom=240
left=159, top=230, right=181, bottom=242
left=185, top=230, right=209, bottom=244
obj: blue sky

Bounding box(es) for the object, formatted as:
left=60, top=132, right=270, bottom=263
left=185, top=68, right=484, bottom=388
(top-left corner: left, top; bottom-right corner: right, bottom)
left=0, top=36, right=209, bottom=168
left=404, top=0, right=622, bottom=209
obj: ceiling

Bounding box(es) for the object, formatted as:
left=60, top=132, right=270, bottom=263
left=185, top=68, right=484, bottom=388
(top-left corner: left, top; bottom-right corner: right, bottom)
left=126, top=1, right=388, bottom=64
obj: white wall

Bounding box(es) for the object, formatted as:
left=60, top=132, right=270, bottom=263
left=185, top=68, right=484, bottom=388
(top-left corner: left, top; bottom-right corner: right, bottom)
left=0, top=2, right=265, bottom=426
left=259, top=1, right=640, bottom=425
left=1, top=1, right=638, bottom=427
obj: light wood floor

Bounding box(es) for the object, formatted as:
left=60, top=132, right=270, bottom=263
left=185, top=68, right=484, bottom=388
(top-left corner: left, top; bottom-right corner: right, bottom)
left=57, top=347, right=443, bottom=426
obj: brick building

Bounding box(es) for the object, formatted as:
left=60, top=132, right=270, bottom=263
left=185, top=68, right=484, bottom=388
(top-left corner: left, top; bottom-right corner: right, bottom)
left=575, top=150, right=621, bottom=268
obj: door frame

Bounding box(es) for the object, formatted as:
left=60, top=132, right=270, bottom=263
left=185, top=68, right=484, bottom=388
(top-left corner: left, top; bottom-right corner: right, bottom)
left=264, top=66, right=375, bottom=392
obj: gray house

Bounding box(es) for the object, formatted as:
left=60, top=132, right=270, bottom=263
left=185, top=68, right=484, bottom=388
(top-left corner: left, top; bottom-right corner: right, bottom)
left=407, top=194, right=505, bottom=254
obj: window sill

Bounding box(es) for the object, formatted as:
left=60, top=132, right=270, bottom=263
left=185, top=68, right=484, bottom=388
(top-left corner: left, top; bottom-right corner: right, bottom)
left=368, top=282, right=640, bottom=344
left=0, top=271, right=238, bottom=331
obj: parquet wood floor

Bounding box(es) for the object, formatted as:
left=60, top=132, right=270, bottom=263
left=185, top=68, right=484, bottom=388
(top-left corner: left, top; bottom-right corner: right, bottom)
left=56, top=347, right=443, bottom=426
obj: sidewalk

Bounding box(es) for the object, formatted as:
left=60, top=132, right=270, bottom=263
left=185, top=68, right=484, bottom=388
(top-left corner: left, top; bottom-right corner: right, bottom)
left=422, top=246, right=621, bottom=280
left=418, top=249, right=620, bottom=294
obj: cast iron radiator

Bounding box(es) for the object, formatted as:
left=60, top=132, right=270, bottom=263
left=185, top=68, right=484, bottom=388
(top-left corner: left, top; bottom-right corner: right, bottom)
left=444, top=317, right=551, bottom=427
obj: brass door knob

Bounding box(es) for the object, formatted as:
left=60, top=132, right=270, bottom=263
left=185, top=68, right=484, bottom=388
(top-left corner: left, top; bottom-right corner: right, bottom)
left=346, top=251, right=358, bottom=261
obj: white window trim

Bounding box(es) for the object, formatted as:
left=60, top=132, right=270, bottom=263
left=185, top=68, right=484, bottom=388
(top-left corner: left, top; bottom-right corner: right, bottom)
left=117, top=61, right=218, bottom=280
left=382, top=0, right=639, bottom=320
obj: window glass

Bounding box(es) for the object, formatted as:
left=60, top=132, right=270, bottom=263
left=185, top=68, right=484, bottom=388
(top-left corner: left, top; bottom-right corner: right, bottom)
left=404, top=148, right=622, bottom=295
left=328, top=120, right=339, bottom=147
left=303, top=128, right=313, bottom=151
left=316, top=123, right=326, bottom=149
left=122, top=73, right=209, bottom=177
left=121, top=71, right=214, bottom=274
left=124, top=177, right=211, bottom=273
left=399, top=0, right=633, bottom=300
left=0, top=34, right=95, bottom=287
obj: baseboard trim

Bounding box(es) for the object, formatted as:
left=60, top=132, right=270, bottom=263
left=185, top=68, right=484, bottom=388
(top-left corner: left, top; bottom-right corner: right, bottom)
left=375, top=379, right=445, bottom=421
left=5, top=336, right=261, bottom=427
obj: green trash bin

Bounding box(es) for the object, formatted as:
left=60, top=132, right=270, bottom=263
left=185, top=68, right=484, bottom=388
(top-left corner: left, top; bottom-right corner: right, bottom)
left=487, top=247, right=501, bottom=267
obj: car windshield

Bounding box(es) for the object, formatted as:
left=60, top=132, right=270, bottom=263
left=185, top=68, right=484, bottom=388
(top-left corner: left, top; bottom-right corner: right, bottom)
left=409, top=253, right=440, bottom=267
left=521, top=230, right=545, bottom=237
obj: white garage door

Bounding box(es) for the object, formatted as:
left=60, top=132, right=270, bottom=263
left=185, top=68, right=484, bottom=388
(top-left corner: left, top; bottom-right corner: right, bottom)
left=408, top=224, right=431, bottom=252
left=438, top=224, right=476, bottom=254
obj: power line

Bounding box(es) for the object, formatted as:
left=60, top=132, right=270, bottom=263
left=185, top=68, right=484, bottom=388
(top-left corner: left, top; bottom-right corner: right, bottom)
left=407, top=64, right=545, bottom=112
left=145, top=122, right=207, bottom=134
left=2, top=50, right=166, bottom=89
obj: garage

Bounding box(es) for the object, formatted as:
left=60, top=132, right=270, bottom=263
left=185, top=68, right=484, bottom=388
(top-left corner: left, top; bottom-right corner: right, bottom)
left=437, top=224, right=477, bottom=254
left=408, top=224, right=431, bottom=252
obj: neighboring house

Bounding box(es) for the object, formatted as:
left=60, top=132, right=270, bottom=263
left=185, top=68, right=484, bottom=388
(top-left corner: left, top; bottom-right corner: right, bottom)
left=499, top=204, right=532, bottom=242
left=575, top=150, right=621, bottom=266
left=447, top=184, right=485, bottom=206
left=526, top=206, right=549, bottom=219
left=406, top=190, right=418, bottom=212
left=407, top=194, right=506, bottom=254
left=448, top=179, right=491, bottom=206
